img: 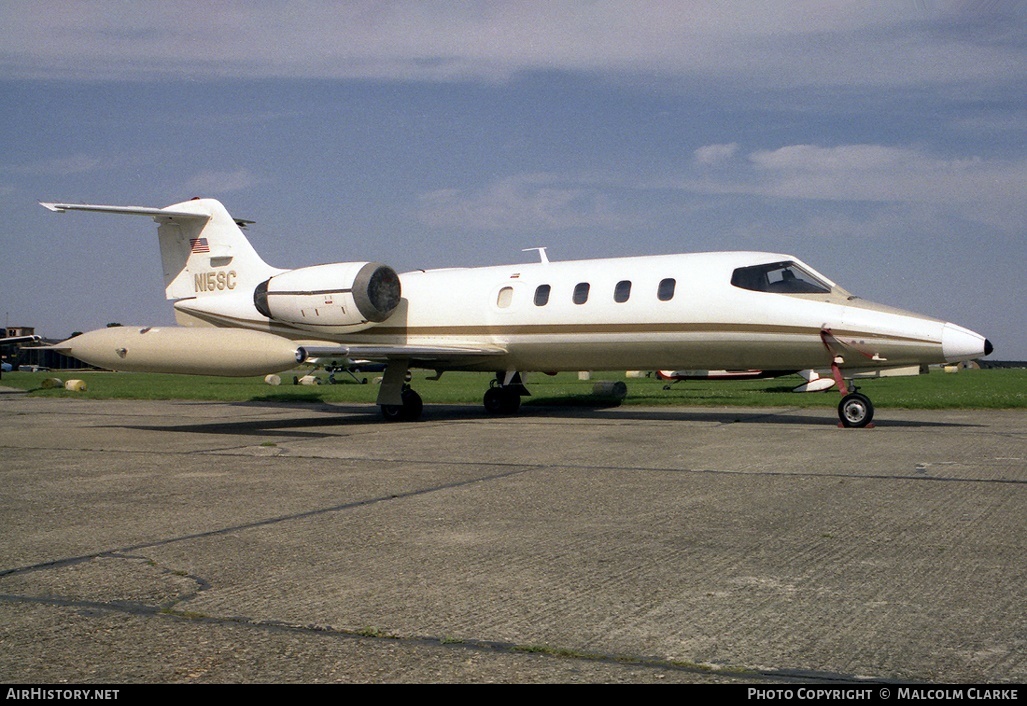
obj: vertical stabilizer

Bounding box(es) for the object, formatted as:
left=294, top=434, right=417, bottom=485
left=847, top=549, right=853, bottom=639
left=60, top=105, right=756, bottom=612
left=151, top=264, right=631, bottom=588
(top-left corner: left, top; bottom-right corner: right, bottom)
left=153, top=198, right=281, bottom=300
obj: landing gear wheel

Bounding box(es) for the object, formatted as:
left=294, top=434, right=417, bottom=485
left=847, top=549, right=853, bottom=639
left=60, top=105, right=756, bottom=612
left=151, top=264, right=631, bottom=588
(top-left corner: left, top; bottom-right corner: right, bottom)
left=483, top=387, right=521, bottom=415
left=381, top=388, right=423, bottom=422
left=838, top=392, right=874, bottom=428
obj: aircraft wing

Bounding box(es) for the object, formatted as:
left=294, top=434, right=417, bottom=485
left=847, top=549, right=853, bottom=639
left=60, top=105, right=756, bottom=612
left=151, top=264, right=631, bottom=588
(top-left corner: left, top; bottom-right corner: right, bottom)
left=295, top=343, right=507, bottom=367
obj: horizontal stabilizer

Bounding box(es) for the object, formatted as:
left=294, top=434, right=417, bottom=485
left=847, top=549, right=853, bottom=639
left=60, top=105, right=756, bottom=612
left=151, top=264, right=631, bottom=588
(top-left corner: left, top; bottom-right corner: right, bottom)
left=42, top=198, right=269, bottom=300
left=40, top=201, right=255, bottom=227
left=40, top=202, right=210, bottom=221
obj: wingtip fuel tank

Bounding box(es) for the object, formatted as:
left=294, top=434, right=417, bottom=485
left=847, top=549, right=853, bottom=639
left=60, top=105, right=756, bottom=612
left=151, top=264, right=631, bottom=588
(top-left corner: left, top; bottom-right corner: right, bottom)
left=54, top=327, right=300, bottom=377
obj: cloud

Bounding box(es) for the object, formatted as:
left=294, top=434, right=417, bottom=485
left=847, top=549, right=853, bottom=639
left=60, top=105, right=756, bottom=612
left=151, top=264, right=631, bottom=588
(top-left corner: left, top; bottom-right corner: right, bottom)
left=748, top=144, right=1025, bottom=208
left=1, top=2, right=1023, bottom=90
left=183, top=169, right=261, bottom=195
left=417, top=173, right=631, bottom=232
left=673, top=144, right=1027, bottom=234
left=11, top=154, right=105, bottom=176
left=423, top=143, right=1027, bottom=238
left=694, top=143, right=739, bottom=166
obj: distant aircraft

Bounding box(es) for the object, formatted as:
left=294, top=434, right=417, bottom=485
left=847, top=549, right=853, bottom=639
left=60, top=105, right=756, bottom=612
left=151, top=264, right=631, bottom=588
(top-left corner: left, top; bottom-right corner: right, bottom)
left=0, top=335, right=41, bottom=375
left=40, top=198, right=992, bottom=426
left=0, top=335, right=41, bottom=346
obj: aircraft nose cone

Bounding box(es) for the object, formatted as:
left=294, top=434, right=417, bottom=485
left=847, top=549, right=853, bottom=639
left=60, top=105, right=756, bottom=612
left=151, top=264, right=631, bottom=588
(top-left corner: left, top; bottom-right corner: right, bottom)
left=942, top=323, right=990, bottom=363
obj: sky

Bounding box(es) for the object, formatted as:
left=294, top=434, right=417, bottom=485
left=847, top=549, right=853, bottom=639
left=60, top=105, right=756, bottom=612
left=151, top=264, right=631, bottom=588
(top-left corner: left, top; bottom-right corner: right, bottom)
left=1, top=1, right=1025, bottom=359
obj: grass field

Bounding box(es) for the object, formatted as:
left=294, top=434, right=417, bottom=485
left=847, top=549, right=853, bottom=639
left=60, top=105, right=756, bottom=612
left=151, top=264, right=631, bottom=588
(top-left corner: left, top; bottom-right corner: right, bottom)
left=2, top=367, right=1024, bottom=410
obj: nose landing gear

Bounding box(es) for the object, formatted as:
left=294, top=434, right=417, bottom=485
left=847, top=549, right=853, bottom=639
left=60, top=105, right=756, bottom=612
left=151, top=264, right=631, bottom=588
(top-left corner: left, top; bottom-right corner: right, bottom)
left=838, top=391, right=874, bottom=428
left=821, top=328, right=877, bottom=428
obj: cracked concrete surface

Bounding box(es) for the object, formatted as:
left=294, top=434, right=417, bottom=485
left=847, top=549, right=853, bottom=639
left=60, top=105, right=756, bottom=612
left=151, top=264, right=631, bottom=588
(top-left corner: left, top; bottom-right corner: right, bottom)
left=1, top=397, right=1024, bottom=683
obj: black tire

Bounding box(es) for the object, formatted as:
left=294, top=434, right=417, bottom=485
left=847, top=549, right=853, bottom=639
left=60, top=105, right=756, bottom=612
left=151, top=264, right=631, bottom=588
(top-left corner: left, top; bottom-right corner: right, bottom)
left=483, top=387, right=505, bottom=414
left=838, top=392, right=874, bottom=428
left=380, top=403, right=404, bottom=422
left=381, top=389, right=423, bottom=422
left=484, top=387, right=520, bottom=415
left=501, top=389, right=521, bottom=414
left=400, top=389, right=423, bottom=421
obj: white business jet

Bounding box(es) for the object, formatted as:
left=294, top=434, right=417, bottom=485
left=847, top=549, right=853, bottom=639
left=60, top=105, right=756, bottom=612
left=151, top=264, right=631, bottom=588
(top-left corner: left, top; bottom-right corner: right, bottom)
left=40, top=198, right=992, bottom=427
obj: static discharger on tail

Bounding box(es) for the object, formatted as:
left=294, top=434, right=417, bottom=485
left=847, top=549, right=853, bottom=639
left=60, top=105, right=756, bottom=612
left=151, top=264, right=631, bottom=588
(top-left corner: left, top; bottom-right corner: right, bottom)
left=39, top=198, right=992, bottom=426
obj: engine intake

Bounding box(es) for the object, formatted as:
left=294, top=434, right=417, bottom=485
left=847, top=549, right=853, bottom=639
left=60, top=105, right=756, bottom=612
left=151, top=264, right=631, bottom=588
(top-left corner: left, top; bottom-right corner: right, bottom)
left=254, top=261, right=401, bottom=333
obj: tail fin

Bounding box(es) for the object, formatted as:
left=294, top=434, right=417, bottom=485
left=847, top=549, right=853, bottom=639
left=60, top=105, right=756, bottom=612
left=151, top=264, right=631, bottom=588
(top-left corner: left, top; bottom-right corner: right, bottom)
left=41, top=198, right=281, bottom=300
left=151, top=198, right=281, bottom=299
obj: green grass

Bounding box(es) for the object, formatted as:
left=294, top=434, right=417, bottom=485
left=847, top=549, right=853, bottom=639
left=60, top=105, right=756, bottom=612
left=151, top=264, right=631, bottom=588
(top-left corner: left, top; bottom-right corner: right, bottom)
left=2, top=368, right=1024, bottom=409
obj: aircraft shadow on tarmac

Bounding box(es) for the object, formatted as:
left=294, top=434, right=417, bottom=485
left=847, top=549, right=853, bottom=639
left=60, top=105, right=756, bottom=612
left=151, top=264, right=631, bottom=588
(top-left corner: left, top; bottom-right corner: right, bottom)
left=109, top=400, right=982, bottom=438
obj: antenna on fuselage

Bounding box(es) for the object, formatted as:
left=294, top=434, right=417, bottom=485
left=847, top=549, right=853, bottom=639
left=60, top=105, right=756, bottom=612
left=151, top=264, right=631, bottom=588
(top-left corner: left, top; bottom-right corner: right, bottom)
left=522, top=247, right=550, bottom=264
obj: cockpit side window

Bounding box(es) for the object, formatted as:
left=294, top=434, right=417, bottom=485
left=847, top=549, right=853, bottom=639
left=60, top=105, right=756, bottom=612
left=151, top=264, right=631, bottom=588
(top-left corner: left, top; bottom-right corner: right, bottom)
left=731, top=262, right=831, bottom=295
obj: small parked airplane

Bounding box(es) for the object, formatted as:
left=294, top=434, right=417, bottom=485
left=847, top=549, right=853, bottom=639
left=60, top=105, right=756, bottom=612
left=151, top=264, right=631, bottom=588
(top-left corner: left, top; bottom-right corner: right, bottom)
left=0, top=335, right=41, bottom=375
left=0, top=335, right=42, bottom=346
left=40, top=198, right=992, bottom=426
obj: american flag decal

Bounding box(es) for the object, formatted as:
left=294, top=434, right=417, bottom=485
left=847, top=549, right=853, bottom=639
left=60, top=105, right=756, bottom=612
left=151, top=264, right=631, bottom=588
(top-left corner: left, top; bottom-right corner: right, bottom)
left=190, top=238, right=210, bottom=254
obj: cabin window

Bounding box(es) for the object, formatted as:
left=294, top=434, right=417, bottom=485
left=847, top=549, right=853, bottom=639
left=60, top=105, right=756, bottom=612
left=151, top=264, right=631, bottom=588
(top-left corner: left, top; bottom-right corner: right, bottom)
left=614, top=280, right=631, bottom=303
left=731, top=261, right=831, bottom=294
left=534, top=284, right=551, bottom=307
left=573, top=282, right=590, bottom=305
left=497, top=286, right=514, bottom=308
left=657, top=278, right=676, bottom=301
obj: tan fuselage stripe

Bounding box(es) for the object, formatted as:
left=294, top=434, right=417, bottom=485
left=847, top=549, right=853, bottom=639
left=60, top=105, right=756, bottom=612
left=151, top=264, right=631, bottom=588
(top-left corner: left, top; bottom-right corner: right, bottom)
left=177, top=307, right=937, bottom=346
left=353, top=322, right=936, bottom=345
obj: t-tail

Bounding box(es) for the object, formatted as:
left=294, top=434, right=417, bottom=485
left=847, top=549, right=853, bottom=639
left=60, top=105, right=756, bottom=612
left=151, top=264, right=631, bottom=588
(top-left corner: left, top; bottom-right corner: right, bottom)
left=40, top=198, right=282, bottom=302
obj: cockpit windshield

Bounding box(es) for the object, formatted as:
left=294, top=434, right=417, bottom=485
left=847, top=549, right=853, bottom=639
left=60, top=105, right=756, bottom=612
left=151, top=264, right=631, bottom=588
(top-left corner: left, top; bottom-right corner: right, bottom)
left=731, top=261, right=832, bottom=295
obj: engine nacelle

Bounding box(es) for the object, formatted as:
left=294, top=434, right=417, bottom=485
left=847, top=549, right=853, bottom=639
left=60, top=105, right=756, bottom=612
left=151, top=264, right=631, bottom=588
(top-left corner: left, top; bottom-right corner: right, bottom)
left=253, top=261, right=401, bottom=333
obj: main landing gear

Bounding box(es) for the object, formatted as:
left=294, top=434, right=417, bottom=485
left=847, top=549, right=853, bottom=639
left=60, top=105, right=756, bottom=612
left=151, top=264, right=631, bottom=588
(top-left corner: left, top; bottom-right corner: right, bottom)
left=380, top=386, right=423, bottom=422
left=483, top=372, right=528, bottom=415
left=483, top=382, right=520, bottom=414
left=377, top=365, right=528, bottom=422
left=378, top=361, right=423, bottom=422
